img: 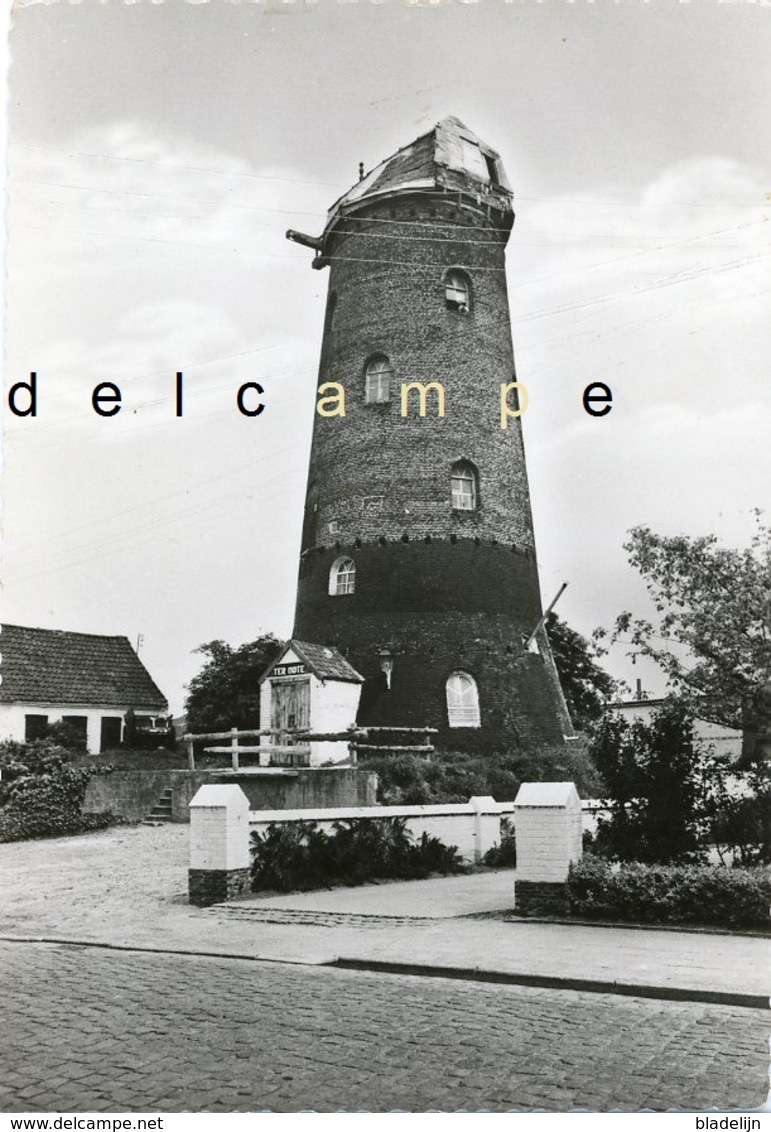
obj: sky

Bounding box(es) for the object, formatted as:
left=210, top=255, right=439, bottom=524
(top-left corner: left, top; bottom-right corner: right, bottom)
left=2, top=0, right=770, bottom=716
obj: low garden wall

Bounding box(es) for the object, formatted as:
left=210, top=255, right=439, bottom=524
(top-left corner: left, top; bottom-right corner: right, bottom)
left=84, top=767, right=377, bottom=823
left=188, top=784, right=587, bottom=905
left=247, top=797, right=507, bottom=864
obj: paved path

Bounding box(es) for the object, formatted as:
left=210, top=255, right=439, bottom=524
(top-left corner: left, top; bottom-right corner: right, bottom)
left=1, top=940, right=767, bottom=1113
left=0, top=826, right=766, bottom=1001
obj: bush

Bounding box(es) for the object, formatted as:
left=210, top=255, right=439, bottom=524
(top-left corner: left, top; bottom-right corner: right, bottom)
left=589, top=704, right=719, bottom=865
left=250, top=816, right=465, bottom=893
left=483, top=817, right=517, bottom=867
left=0, top=739, right=116, bottom=842
left=706, top=762, right=771, bottom=867
left=360, top=740, right=602, bottom=807
left=567, top=855, right=771, bottom=929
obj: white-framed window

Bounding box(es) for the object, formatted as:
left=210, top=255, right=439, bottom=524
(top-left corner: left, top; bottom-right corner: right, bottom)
left=445, top=270, right=471, bottom=313
left=329, top=557, right=356, bottom=596
left=451, top=460, right=478, bottom=511
left=446, top=671, right=481, bottom=728
left=364, top=356, right=392, bottom=403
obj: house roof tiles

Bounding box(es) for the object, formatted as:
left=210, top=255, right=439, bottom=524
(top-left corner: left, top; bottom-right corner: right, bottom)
left=0, top=624, right=168, bottom=711
left=262, top=639, right=364, bottom=684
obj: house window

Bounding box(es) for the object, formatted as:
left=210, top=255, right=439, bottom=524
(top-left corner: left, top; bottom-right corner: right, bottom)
left=451, top=460, right=478, bottom=511
left=446, top=671, right=481, bottom=728
left=445, top=270, right=471, bottom=313
left=364, top=356, right=392, bottom=403
left=329, top=557, right=356, bottom=596
left=24, top=714, right=48, bottom=741
left=61, top=715, right=88, bottom=750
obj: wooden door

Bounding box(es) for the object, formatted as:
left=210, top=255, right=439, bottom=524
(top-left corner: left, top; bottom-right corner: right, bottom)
left=271, top=679, right=310, bottom=741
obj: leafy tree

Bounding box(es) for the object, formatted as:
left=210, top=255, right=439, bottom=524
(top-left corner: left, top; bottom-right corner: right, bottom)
left=184, top=635, right=282, bottom=733
left=546, top=613, right=618, bottom=733
left=589, top=702, right=717, bottom=865
left=704, top=760, right=771, bottom=867
left=598, top=515, right=770, bottom=731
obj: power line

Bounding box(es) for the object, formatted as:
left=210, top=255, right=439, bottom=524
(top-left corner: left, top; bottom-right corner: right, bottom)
left=11, top=140, right=766, bottom=213
left=17, top=183, right=761, bottom=252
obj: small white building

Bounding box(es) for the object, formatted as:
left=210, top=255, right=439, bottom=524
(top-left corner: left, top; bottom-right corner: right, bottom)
left=259, top=639, right=363, bottom=766
left=606, top=696, right=743, bottom=761
left=0, top=624, right=168, bottom=754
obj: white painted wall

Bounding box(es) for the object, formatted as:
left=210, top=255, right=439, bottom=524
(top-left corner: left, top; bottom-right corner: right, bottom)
left=0, top=702, right=126, bottom=754
left=308, top=678, right=361, bottom=765
left=248, top=796, right=503, bottom=864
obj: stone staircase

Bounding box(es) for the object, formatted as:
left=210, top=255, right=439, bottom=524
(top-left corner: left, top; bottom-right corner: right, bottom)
left=144, top=787, right=173, bottom=824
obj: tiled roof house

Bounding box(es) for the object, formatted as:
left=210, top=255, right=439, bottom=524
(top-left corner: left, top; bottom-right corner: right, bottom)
left=0, top=624, right=168, bottom=754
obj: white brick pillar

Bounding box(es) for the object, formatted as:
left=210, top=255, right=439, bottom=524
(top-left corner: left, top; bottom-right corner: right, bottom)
left=188, top=784, right=251, bottom=906
left=513, top=782, right=582, bottom=916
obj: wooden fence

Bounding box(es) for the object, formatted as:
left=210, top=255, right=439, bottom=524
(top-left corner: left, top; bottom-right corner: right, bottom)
left=181, top=725, right=438, bottom=771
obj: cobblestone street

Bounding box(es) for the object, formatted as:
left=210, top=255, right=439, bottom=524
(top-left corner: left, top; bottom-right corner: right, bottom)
left=1, top=941, right=767, bottom=1113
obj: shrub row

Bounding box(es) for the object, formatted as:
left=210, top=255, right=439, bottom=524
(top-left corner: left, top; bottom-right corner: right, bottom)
left=0, top=739, right=116, bottom=842
left=250, top=816, right=465, bottom=892
left=359, top=742, right=602, bottom=807
left=567, top=855, right=771, bottom=929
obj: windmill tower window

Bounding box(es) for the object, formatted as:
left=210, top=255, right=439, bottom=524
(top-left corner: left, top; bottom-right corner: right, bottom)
left=483, top=153, right=500, bottom=185
left=329, top=557, right=356, bottom=596
left=446, top=671, right=481, bottom=728
left=451, top=460, right=478, bottom=511
left=364, top=356, right=392, bottom=403
left=445, top=270, right=471, bottom=313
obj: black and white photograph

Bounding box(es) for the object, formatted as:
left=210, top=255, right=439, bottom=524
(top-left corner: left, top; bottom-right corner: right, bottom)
left=1, top=0, right=769, bottom=1116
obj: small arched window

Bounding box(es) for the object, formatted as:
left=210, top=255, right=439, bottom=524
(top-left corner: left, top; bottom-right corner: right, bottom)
left=445, top=270, right=471, bottom=313
left=329, top=557, right=356, bottom=596
left=446, top=671, right=481, bottom=728
left=364, top=356, right=392, bottom=404
left=451, top=460, right=478, bottom=511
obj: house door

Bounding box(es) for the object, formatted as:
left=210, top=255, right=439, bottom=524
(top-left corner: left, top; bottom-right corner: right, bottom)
left=100, top=716, right=123, bottom=753
left=271, top=679, right=310, bottom=741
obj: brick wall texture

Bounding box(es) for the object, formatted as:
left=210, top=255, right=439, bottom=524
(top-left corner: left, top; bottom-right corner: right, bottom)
left=188, top=867, right=251, bottom=908
left=292, top=189, right=569, bottom=753
left=515, top=880, right=570, bottom=917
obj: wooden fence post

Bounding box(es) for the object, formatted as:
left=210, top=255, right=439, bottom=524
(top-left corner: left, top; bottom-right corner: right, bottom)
left=187, top=737, right=195, bottom=771
left=231, top=727, right=239, bottom=771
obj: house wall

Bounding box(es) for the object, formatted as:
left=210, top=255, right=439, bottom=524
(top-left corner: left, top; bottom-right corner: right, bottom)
left=0, top=702, right=126, bottom=755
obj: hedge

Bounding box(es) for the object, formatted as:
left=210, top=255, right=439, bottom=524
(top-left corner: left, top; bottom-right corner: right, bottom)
left=567, top=855, right=771, bottom=929
left=0, top=739, right=115, bottom=842
left=251, top=816, right=465, bottom=892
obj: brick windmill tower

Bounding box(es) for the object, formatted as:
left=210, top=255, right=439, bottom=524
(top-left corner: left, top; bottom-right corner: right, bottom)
left=286, top=118, right=572, bottom=753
